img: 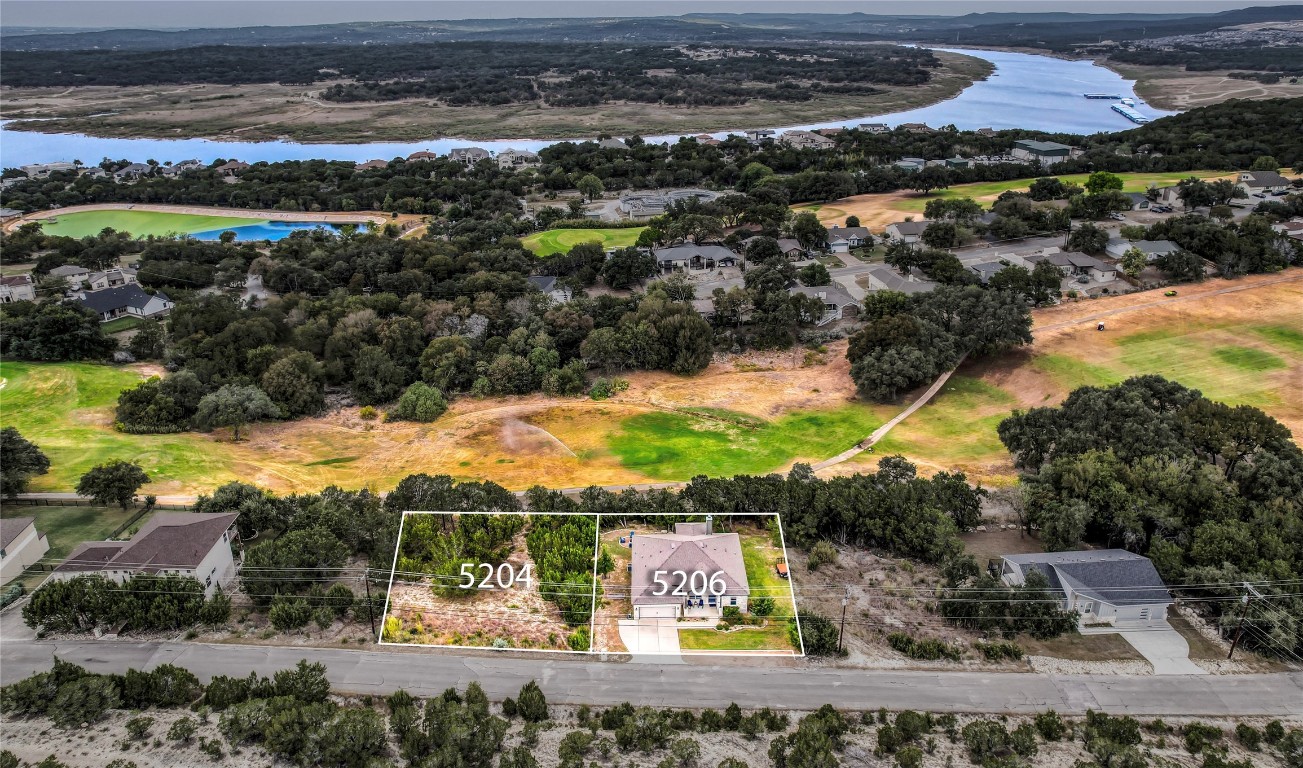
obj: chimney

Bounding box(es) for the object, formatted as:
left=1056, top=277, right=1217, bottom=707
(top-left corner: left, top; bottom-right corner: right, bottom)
left=706, top=514, right=713, bottom=534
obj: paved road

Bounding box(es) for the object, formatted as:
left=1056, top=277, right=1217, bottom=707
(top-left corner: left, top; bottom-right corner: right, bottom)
left=2, top=637, right=1301, bottom=716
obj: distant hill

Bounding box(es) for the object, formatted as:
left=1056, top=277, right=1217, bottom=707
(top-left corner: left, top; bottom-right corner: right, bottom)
left=3, top=6, right=1301, bottom=52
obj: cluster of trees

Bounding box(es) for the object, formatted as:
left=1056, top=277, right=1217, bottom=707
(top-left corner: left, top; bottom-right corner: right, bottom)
left=1110, top=45, right=1303, bottom=77
left=521, top=489, right=603, bottom=630
left=395, top=512, right=524, bottom=597
left=1145, top=212, right=1301, bottom=278
left=22, top=574, right=230, bottom=634
left=938, top=570, right=1079, bottom=641
left=0, top=427, right=51, bottom=496
left=999, top=376, right=1303, bottom=659
left=845, top=286, right=1033, bottom=401
left=0, top=659, right=204, bottom=729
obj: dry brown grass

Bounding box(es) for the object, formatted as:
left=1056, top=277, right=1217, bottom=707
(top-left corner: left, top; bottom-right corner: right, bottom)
left=1103, top=61, right=1303, bottom=111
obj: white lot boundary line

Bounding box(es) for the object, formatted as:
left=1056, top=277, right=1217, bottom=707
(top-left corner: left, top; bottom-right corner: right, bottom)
left=377, top=511, right=408, bottom=644
left=775, top=512, right=805, bottom=658
left=588, top=513, right=601, bottom=654
left=378, top=510, right=601, bottom=655
left=380, top=511, right=801, bottom=658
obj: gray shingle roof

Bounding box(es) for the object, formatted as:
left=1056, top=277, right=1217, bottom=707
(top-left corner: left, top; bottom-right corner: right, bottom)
left=76, top=284, right=168, bottom=315
left=1, top=517, right=36, bottom=551
left=631, top=528, right=749, bottom=606
left=1004, top=550, right=1172, bottom=607
left=56, top=512, right=238, bottom=575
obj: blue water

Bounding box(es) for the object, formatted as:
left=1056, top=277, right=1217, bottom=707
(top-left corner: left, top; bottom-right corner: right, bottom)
left=189, top=221, right=343, bottom=241
left=0, top=48, right=1175, bottom=167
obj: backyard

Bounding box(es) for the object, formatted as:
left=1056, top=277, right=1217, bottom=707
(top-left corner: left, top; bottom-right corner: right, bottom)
left=0, top=504, right=153, bottom=589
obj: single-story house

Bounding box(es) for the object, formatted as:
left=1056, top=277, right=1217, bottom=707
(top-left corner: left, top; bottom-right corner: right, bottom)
left=1062, top=252, right=1118, bottom=281
left=113, top=162, right=154, bottom=181
left=1123, top=192, right=1152, bottom=211
left=1010, top=139, right=1077, bottom=167
left=997, top=549, right=1173, bottom=626
left=899, top=123, right=935, bottom=134
left=52, top=512, right=240, bottom=598
left=448, top=147, right=491, bottom=166
left=884, top=220, right=931, bottom=244
left=87, top=266, right=138, bottom=291
left=824, top=226, right=872, bottom=253
left=1, top=517, right=50, bottom=585
left=780, top=129, right=836, bottom=150
left=654, top=244, right=738, bottom=271
left=0, top=274, right=37, bottom=303
left=158, top=160, right=203, bottom=177
left=969, top=261, right=1007, bottom=284
left=528, top=275, right=571, bottom=303
left=20, top=162, right=78, bottom=178
left=790, top=284, right=859, bottom=325
left=214, top=160, right=250, bottom=177
left=76, top=284, right=173, bottom=322
left=741, top=236, right=805, bottom=260
left=630, top=520, right=750, bottom=619
left=1023, top=251, right=1075, bottom=275
left=1237, top=170, right=1291, bottom=197
left=975, top=127, right=998, bottom=137
left=1272, top=219, right=1303, bottom=242
left=496, top=149, right=540, bottom=170
left=598, top=138, right=629, bottom=151
left=860, top=123, right=890, bottom=133
left=48, top=264, right=91, bottom=288
left=354, top=159, right=389, bottom=171
left=1105, top=238, right=1180, bottom=262
left=406, top=151, right=439, bottom=161
left=864, top=266, right=937, bottom=295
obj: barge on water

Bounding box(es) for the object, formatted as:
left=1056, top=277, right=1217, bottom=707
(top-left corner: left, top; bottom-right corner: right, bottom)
left=1111, top=104, right=1151, bottom=124
left=1083, top=93, right=1122, bottom=99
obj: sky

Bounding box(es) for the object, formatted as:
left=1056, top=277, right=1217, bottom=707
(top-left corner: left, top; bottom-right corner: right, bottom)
left=3, top=0, right=1300, bottom=29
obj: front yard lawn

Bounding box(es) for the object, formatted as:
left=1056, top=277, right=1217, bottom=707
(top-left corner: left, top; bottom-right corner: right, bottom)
left=679, top=622, right=793, bottom=652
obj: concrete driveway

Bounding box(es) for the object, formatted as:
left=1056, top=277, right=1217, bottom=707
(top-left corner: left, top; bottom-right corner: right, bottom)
left=617, top=619, right=681, bottom=656
left=1082, top=621, right=1207, bottom=675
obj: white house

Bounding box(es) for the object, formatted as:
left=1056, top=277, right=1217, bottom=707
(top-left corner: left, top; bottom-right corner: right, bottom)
left=0, top=275, right=37, bottom=303
left=1, top=517, right=50, bottom=585
left=528, top=275, right=571, bottom=303
left=76, top=284, right=173, bottom=322
left=496, top=149, right=541, bottom=170
left=87, top=267, right=138, bottom=291
left=1105, top=238, right=1181, bottom=262
left=1237, top=170, right=1291, bottom=197
left=47, top=264, right=92, bottom=288
left=52, top=512, right=240, bottom=598
left=630, top=520, right=750, bottom=619
left=998, top=550, right=1173, bottom=626
left=884, top=220, right=930, bottom=244
left=824, top=225, right=872, bottom=253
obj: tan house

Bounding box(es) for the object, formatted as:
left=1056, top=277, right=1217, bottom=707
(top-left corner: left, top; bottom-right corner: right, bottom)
left=406, top=151, right=439, bottom=161
left=52, top=512, right=240, bottom=598
left=496, top=149, right=541, bottom=170
left=448, top=147, right=491, bottom=167
left=354, top=159, right=389, bottom=171
left=780, top=130, right=836, bottom=150
left=884, top=220, right=931, bottom=244
left=214, top=160, right=250, bottom=177
left=1, top=517, right=50, bottom=585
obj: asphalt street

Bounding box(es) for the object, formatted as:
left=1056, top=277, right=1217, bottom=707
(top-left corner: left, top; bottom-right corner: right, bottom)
left=3, top=636, right=1300, bottom=716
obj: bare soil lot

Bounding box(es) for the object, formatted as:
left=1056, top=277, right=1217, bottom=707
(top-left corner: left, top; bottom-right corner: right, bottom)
left=1103, top=61, right=1303, bottom=111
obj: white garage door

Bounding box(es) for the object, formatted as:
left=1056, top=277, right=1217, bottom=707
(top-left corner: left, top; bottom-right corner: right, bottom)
left=635, top=603, right=679, bottom=620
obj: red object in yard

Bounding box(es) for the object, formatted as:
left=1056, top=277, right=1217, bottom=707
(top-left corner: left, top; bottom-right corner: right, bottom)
left=775, top=562, right=789, bottom=579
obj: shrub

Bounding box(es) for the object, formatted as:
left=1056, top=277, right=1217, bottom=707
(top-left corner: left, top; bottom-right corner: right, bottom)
left=567, top=626, right=590, bottom=652
left=961, top=720, right=1011, bottom=764
left=807, top=540, right=838, bottom=571
left=268, top=595, right=312, bottom=631
left=124, top=715, right=153, bottom=741
left=894, top=710, right=932, bottom=741
left=975, top=641, right=1024, bottom=661
left=895, top=745, right=924, bottom=768
left=50, top=675, right=120, bottom=727
left=501, top=697, right=518, bottom=718
left=1264, top=720, right=1285, bottom=745
left=313, top=606, right=335, bottom=629
left=887, top=632, right=961, bottom=661
left=199, top=590, right=232, bottom=625
left=167, top=717, right=197, bottom=743
left=750, top=596, right=775, bottom=617
left=1235, top=723, right=1261, bottom=751
left=1034, top=710, right=1066, bottom=741
left=1084, top=711, right=1142, bottom=748
left=517, top=681, right=549, bottom=723
left=876, top=724, right=904, bottom=755
left=388, top=382, right=448, bottom=422
left=792, top=613, right=843, bottom=656
left=1010, top=723, right=1038, bottom=758
left=1183, top=722, right=1223, bottom=754
left=358, top=406, right=378, bottom=420
left=558, top=730, right=595, bottom=764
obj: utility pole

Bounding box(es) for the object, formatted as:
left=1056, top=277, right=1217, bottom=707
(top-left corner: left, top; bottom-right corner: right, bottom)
left=363, top=570, right=377, bottom=636
left=1227, top=582, right=1262, bottom=660
left=837, top=593, right=849, bottom=655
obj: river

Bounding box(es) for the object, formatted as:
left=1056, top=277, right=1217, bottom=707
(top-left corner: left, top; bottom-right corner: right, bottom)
left=0, top=48, right=1174, bottom=167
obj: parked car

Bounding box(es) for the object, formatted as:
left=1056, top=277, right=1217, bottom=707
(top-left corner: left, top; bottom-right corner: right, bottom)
left=1109, top=213, right=1126, bottom=220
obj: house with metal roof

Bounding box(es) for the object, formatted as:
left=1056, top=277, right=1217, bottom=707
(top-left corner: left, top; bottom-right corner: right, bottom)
left=998, top=549, right=1173, bottom=626
left=630, top=520, right=750, bottom=619
left=51, top=512, right=240, bottom=598
left=1011, top=139, right=1077, bottom=167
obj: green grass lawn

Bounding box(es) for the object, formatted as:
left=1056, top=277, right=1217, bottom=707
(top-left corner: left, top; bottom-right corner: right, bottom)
left=608, top=404, right=884, bottom=480
left=36, top=210, right=264, bottom=239
left=738, top=529, right=795, bottom=615
left=871, top=376, right=1016, bottom=464
left=679, top=622, right=793, bottom=652
left=890, top=170, right=1231, bottom=214
left=101, top=316, right=144, bottom=334
left=0, top=361, right=243, bottom=492
left=521, top=227, right=646, bottom=256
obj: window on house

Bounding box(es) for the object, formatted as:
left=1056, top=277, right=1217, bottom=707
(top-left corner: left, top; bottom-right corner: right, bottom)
left=729, top=597, right=737, bottom=606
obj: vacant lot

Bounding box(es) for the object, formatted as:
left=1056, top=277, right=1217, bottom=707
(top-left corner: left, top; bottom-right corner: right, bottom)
left=521, top=227, right=645, bottom=256
left=794, top=170, right=1232, bottom=230
left=841, top=271, right=1303, bottom=484
left=0, top=52, right=991, bottom=143
left=1103, top=60, right=1303, bottom=111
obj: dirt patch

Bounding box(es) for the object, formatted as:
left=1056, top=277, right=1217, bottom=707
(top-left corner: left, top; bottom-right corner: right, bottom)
left=1102, top=60, right=1303, bottom=111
